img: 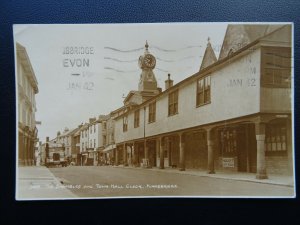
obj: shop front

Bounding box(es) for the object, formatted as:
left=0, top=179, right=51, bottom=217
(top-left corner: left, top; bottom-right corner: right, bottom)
left=103, top=144, right=116, bottom=165
left=216, top=124, right=257, bottom=173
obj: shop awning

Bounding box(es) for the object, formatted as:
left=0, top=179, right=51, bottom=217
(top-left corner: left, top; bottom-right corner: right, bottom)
left=103, top=144, right=116, bottom=153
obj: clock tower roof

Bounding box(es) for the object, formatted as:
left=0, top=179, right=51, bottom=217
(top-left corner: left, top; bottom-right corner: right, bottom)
left=145, top=40, right=149, bottom=52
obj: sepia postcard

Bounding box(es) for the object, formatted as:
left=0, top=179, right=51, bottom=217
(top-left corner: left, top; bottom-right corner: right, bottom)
left=14, top=23, right=295, bottom=200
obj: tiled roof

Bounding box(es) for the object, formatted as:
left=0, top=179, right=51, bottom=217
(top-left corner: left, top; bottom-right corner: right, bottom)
left=200, top=38, right=217, bottom=70
left=218, top=24, right=285, bottom=60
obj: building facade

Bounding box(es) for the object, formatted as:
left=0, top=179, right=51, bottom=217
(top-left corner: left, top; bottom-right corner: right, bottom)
left=56, top=127, right=79, bottom=162
left=17, top=43, right=39, bottom=166
left=113, top=25, right=293, bottom=179
left=41, top=136, right=65, bottom=165
left=73, top=126, right=81, bottom=165
left=78, top=116, right=107, bottom=165
left=35, top=141, right=42, bottom=166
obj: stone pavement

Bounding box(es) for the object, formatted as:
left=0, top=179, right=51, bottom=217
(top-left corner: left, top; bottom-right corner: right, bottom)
left=16, top=166, right=77, bottom=200
left=114, top=165, right=295, bottom=187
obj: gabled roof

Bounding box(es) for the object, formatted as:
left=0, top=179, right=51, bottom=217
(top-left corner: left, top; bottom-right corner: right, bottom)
left=79, top=123, right=89, bottom=131
left=67, top=127, right=79, bottom=136
left=74, top=129, right=81, bottom=136
left=219, top=24, right=285, bottom=60
left=123, top=89, right=159, bottom=106
left=200, top=38, right=217, bottom=70
left=123, top=90, right=140, bottom=104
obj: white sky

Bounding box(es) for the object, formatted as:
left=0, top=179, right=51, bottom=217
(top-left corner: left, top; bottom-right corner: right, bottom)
left=14, top=23, right=227, bottom=142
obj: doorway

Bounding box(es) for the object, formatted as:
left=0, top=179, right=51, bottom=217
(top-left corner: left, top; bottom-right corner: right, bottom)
left=219, top=124, right=256, bottom=172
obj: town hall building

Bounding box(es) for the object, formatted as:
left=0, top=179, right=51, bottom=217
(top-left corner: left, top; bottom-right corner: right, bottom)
left=113, top=24, right=293, bottom=179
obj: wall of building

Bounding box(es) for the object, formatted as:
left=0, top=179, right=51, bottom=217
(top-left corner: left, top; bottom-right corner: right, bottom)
left=72, top=134, right=80, bottom=157
left=266, top=156, right=290, bottom=175
left=18, top=61, right=37, bottom=130
left=115, top=107, right=146, bottom=143
left=97, top=123, right=106, bottom=148
left=80, top=127, right=89, bottom=152
left=106, top=117, right=115, bottom=145
left=17, top=44, right=38, bottom=166
left=88, top=123, right=99, bottom=149
left=79, top=122, right=106, bottom=153
left=66, top=135, right=72, bottom=157
left=260, top=87, right=291, bottom=113
left=115, top=48, right=261, bottom=143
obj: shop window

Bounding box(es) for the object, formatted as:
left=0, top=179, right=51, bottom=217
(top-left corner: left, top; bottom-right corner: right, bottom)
left=168, top=90, right=178, bottom=116
left=197, top=75, right=211, bottom=106
left=265, top=123, right=287, bottom=156
left=219, top=129, right=237, bottom=156
left=261, top=47, right=291, bottom=87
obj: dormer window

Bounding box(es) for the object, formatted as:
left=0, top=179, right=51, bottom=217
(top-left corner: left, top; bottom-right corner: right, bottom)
left=228, top=48, right=234, bottom=56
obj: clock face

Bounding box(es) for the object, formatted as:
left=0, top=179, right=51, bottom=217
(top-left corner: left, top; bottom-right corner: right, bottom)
left=143, top=54, right=156, bottom=68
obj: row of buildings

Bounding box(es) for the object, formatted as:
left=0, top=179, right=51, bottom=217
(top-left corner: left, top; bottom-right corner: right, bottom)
left=40, top=114, right=117, bottom=166
left=41, top=24, right=293, bottom=179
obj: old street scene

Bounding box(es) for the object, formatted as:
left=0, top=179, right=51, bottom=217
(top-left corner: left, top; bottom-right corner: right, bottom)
left=15, top=23, right=294, bottom=199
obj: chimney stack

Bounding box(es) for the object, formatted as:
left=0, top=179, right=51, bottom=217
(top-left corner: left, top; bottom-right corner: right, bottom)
left=165, top=73, right=173, bottom=90
left=46, top=137, right=49, bottom=142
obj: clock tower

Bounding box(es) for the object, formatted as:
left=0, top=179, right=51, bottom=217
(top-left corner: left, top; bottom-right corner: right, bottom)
left=123, top=41, right=160, bottom=106
left=138, top=41, right=158, bottom=92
